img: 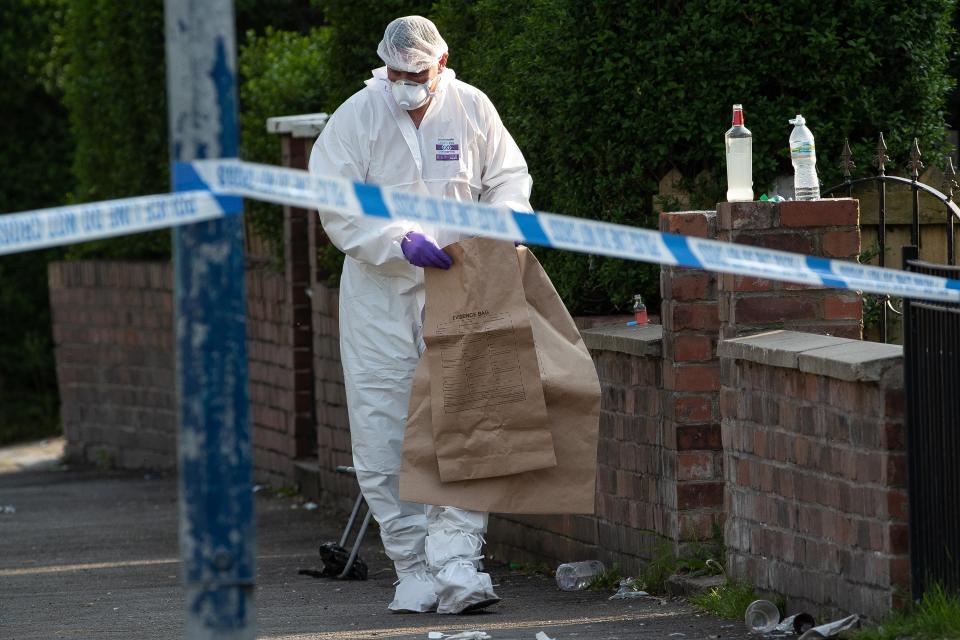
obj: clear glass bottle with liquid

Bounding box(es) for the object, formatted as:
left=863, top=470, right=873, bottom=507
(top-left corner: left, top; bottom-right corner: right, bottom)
left=725, top=104, right=753, bottom=202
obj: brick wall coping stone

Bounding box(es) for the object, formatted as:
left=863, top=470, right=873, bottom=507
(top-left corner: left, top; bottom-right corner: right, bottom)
left=581, top=323, right=662, bottom=357
left=266, top=113, right=329, bottom=138
left=719, top=329, right=902, bottom=382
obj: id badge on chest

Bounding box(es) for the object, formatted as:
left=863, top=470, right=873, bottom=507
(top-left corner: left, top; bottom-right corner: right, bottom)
left=435, top=137, right=460, bottom=161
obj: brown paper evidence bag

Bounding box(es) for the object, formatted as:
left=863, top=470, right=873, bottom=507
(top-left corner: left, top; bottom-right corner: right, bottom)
left=400, top=238, right=601, bottom=514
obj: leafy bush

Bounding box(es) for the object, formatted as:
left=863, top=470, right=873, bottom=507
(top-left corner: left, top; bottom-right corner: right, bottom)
left=59, top=1, right=329, bottom=261
left=235, top=0, right=323, bottom=37
left=0, top=248, right=63, bottom=445
left=0, top=0, right=71, bottom=444
left=318, top=0, right=433, bottom=111
left=0, top=0, right=73, bottom=215
left=434, top=0, right=956, bottom=314
left=60, top=0, right=171, bottom=259
left=239, top=26, right=332, bottom=260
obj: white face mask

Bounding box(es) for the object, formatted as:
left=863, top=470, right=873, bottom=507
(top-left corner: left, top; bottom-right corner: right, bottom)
left=391, top=75, right=436, bottom=110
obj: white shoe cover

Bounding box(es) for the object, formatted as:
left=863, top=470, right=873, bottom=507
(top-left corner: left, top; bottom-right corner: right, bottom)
left=434, top=559, right=500, bottom=614
left=389, top=572, right=439, bottom=613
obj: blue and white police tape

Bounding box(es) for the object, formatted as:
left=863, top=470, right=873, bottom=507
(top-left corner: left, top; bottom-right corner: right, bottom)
left=0, top=188, right=241, bottom=256
left=190, top=159, right=960, bottom=304
left=2, top=157, right=959, bottom=305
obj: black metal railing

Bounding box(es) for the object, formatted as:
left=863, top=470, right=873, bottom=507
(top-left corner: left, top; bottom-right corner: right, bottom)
left=823, top=134, right=960, bottom=342
left=902, top=245, right=960, bottom=598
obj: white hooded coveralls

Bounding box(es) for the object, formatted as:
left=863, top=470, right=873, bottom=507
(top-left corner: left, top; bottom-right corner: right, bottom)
left=308, top=66, right=532, bottom=610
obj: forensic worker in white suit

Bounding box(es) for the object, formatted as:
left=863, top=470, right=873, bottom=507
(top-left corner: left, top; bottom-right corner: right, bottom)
left=308, top=16, right=532, bottom=614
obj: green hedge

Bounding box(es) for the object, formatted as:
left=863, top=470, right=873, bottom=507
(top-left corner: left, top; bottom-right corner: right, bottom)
left=0, top=0, right=71, bottom=443
left=319, top=0, right=433, bottom=110
left=239, top=27, right=331, bottom=261
left=60, top=0, right=170, bottom=259
left=434, top=0, right=956, bottom=313
left=60, top=0, right=326, bottom=261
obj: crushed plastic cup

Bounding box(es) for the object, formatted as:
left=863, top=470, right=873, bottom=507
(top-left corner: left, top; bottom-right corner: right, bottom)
left=427, top=632, right=491, bottom=640
left=608, top=578, right=659, bottom=601
left=744, top=599, right=781, bottom=633
left=798, top=614, right=860, bottom=640
left=776, top=613, right=816, bottom=635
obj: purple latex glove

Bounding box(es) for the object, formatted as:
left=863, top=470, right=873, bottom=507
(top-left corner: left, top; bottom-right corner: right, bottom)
left=401, top=232, right=452, bottom=269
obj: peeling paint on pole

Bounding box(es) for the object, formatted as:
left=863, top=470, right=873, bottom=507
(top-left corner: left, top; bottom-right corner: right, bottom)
left=164, top=0, right=255, bottom=637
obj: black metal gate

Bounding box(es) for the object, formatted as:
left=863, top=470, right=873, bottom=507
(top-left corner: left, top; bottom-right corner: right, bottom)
left=823, top=134, right=960, bottom=343
left=903, top=245, right=960, bottom=598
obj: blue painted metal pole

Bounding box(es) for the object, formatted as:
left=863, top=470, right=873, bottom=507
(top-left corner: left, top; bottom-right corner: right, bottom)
left=163, top=1, right=256, bottom=637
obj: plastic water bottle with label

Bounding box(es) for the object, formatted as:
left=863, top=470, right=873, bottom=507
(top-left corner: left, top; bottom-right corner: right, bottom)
left=789, top=114, right=820, bottom=200
left=555, top=560, right=605, bottom=591
left=725, top=104, right=753, bottom=202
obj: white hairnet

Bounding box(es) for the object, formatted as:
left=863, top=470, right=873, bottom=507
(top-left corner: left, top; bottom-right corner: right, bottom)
left=377, top=16, right=448, bottom=73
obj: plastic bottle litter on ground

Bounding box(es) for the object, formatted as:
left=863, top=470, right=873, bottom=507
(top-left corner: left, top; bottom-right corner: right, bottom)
left=789, top=115, right=820, bottom=200
left=555, top=560, right=605, bottom=591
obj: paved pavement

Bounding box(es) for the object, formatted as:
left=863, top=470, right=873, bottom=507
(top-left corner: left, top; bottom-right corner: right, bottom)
left=0, top=439, right=750, bottom=639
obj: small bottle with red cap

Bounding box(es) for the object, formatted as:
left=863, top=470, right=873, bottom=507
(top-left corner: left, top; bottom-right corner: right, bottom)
left=632, top=294, right=648, bottom=325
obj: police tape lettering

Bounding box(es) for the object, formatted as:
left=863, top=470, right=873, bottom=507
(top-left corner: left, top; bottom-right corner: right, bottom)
left=2, top=158, right=959, bottom=304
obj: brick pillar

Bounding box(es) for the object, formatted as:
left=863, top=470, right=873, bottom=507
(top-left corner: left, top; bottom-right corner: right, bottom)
left=268, top=114, right=329, bottom=462
left=269, top=115, right=355, bottom=509
left=659, top=210, right=724, bottom=544
left=717, top=200, right=863, bottom=340
left=279, top=134, right=317, bottom=459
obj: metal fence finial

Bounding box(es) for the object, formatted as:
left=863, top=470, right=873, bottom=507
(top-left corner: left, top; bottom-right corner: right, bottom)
left=944, top=156, right=957, bottom=202
left=840, top=138, right=855, bottom=181
left=908, top=138, right=924, bottom=181
left=875, top=132, right=891, bottom=176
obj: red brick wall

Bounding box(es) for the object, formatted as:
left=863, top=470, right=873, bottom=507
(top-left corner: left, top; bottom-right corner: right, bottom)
left=49, top=261, right=176, bottom=469
left=310, top=281, right=355, bottom=512
left=721, top=334, right=906, bottom=619
left=282, top=135, right=319, bottom=465
left=487, top=328, right=665, bottom=576
left=660, top=211, right=724, bottom=544
left=246, top=266, right=299, bottom=486
left=717, top=200, right=863, bottom=340
left=248, top=134, right=321, bottom=487
left=49, top=260, right=308, bottom=485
